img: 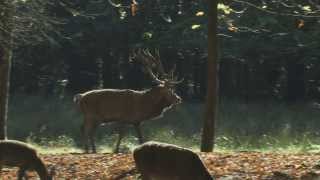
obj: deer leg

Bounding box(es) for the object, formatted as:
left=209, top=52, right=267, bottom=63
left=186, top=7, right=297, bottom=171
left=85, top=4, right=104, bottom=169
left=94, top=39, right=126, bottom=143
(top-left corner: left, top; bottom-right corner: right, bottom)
left=17, top=166, right=28, bottom=180
left=81, top=123, right=90, bottom=153
left=89, top=122, right=98, bottom=153
left=83, top=119, right=95, bottom=153
left=114, top=126, right=124, bottom=153
left=134, top=123, right=144, bottom=144
left=80, top=123, right=88, bottom=153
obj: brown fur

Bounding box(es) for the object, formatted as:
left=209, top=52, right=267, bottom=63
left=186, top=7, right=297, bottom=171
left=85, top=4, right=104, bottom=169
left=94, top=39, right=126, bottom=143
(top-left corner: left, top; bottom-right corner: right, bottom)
left=0, top=140, right=53, bottom=180
left=76, top=84, right=181, bottom=153
left=133, top=141, right=213, bottom=180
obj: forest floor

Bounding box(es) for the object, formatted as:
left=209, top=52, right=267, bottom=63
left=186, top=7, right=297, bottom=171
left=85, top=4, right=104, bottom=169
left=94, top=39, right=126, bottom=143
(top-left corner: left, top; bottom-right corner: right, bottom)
left=2, top=152, right=320, bottom=180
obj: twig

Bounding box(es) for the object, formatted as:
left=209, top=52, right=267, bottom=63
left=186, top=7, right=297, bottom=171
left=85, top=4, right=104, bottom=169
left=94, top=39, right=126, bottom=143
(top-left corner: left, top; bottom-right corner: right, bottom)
left=231, top=0, right=320, bottom=18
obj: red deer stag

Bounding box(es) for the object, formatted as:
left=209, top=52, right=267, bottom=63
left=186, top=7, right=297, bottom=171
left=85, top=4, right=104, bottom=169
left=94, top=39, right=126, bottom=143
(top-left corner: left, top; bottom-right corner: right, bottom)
left=0, top=140, right=54, bottom=180
left=74, top=49, right=183, bottom=153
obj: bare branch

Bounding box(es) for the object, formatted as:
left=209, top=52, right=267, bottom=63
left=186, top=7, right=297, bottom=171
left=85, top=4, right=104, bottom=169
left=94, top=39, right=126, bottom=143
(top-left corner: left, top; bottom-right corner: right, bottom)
left=231, top=0, right=320, bottom=18
left=309, top=0, right=320, bottom=10
left=107, top=0, right=130, bottom=8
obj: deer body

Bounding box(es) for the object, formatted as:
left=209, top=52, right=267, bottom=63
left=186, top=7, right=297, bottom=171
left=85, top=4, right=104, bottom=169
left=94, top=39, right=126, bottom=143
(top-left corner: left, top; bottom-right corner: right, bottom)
left=77, top=87, right=177, bottom=124
left=0, top=140, right=52, bottom=180
left=76, top=85, right=181, bottom=153
left=76, top=49, right=183, bottom=153
left=133, top=141, right=213, bottom=180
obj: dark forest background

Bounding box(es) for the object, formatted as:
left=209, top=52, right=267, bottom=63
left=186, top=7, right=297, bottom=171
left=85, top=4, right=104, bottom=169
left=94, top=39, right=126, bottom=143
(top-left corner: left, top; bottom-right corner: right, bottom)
left=7, top=0, right=320, bottom=149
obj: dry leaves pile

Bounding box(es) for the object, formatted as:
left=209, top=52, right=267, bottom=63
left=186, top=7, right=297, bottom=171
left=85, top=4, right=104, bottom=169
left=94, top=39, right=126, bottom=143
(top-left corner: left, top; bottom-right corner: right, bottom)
left=2, top=152, right=320, bottom=179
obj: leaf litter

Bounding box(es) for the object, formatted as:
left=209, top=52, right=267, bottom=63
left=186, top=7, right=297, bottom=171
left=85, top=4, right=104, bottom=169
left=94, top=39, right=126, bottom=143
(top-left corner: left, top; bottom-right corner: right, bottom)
left=2, top=152, right=320, bottom=179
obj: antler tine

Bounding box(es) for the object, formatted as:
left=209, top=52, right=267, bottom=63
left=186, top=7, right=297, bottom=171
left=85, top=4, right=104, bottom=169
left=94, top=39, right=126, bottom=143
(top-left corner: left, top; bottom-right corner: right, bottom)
left=146, top=67, right=164, bottom=84
left=169, top=77, right=184, bottom=85
left=151, top=48, right=166, bottom=77
left=143, top=48, right=156, bottom=64
left=140, top=48, right=155, bottom=68
left=168, top=64, right=184, bottom=85
left=134, top=48, right=164, bottom=84
left=169, top=64, right=176, bottom=80
left=142, top=48, right=148, bottom=56
left=129, top=48, right=138, bottom=62
left=145, top=48, right=154, bottom=58
left=134, top=48, right=183, bottom=85
left=140, top=48, right=166, bottom=77
left=155, top=49, right=160, bottom=59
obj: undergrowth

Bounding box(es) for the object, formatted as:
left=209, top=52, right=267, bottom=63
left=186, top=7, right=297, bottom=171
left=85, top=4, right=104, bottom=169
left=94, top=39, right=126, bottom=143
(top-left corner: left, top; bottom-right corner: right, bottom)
left=24, top=132, right=320, bottom=154
left=7, top=94, right=320, bottom=154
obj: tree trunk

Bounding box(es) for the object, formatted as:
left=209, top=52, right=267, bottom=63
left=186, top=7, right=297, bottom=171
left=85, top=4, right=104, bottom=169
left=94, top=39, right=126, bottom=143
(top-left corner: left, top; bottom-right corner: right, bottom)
left=200, top=0, right=218, bottom=152
left=0, top=0, right=14, bottom=140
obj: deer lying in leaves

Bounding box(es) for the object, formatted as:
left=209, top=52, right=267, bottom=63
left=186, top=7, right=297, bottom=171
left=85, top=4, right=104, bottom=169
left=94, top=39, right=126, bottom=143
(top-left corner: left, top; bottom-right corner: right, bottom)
left=0, top=140, right=54, bottom=180
left=74, top=49, right=183, bottom=153
left=133, top=141, right=213, bottom=180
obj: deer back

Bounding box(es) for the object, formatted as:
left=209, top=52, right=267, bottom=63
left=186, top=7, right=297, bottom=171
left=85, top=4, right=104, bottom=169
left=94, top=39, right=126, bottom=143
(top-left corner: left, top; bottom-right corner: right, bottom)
left=0, top=140, right=53, bottom=180
left=0, top=140, right=39, bottom=166
left=133, top=141, right=213, bottom=180
left=77, top=85, right=180, bottom=124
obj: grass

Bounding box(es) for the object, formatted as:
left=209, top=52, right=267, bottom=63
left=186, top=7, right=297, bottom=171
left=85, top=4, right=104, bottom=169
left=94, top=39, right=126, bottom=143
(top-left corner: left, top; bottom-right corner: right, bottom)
left=23, top=131, right=320, bottom=154
left=26, top=135, right=82, bottom=154
left=7, top=94, right=320, bottom=154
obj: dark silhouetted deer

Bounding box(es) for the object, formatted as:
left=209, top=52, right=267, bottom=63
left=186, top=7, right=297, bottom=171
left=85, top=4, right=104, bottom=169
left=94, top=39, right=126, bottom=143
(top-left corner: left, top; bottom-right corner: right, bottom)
left=133, top=141, right=213, bottom=180
left=0, top=140, right=54, bottom=180
left=74, top=49, right=183, bottom=153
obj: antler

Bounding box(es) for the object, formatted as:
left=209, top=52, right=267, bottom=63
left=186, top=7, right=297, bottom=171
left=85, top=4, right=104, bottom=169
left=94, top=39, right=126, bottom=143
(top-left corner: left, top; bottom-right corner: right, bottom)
left=167, top=64, right=184, bottom=85
left=132, top=48, right=164, bottom=84
left=153, top=49, right=183, bottom=84
left=131, top=48, right=183, bottom=85
left=151, top=49, right=166, bottom=76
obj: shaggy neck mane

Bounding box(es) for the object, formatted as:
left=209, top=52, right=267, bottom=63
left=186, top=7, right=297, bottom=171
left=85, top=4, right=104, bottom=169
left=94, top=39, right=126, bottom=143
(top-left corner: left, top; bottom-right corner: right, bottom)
left=141, top=87, right=173, bottom=120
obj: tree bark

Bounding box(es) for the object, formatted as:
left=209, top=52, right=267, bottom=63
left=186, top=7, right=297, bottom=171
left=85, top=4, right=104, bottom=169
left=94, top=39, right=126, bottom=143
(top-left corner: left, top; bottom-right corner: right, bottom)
left=0, top=47, right=12, bottom=140
left=200, top=0, right=218, bottom=152
left=0, top=0, right=14, bottom=140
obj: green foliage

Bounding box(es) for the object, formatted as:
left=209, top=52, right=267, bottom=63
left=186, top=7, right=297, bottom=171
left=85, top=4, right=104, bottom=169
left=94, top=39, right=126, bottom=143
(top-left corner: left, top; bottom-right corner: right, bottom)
left=24, top=132, right=320, bottom=154
left=8, top=94, right=80, bottom=139
left=26, top=134, right=76, bottom=147
left=5, top=0, right=320, bottom=153
left=26, top=135, right=82, bottom=154
left=7, top=94, right=320, bottom=153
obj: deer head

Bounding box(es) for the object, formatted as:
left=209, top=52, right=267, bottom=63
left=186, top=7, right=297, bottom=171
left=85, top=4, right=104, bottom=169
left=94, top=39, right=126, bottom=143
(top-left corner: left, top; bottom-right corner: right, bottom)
left=131, top=48, right=183, bottom=105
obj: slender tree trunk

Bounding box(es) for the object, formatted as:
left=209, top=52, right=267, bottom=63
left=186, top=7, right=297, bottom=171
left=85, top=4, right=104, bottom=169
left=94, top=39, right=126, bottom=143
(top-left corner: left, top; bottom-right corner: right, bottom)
left=0, top=0, right=14, bottom=140
left=201, top=0, right=218, bottom=152
left=0, top=46, right=12, bottom=140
